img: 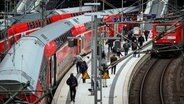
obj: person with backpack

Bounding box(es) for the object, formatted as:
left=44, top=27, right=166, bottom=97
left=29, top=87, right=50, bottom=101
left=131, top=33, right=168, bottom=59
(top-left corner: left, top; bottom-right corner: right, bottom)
left=79, top=60, right=89, bottom=83
left=66, top=73, right=78, bottom=102
left=74, top=55, right=83, bottom=73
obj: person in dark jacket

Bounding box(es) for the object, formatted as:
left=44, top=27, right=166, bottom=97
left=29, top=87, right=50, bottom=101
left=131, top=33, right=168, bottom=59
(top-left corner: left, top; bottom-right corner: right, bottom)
left=79, top=60, right=88, bottom=83
left=138, top=35, right=145, bottom=47
left=131, top=35, right=138, bottom=57
left=66, top=73, right=78, bottom=102
left=123, top=40, right=130, bottom=56
left=110, top=54, right=118, bottom=74
left=101, top=51, right=106, bottom=59
left=106, top=39, right=114, bottom=52
left=74, top=55, right=83, bottom=73
left=144, top=30, right=149, bottom=41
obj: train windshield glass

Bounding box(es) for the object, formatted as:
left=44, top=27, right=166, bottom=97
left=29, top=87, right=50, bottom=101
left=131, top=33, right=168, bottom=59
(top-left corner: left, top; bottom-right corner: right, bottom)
left=156, top=25, right=176, bottom=33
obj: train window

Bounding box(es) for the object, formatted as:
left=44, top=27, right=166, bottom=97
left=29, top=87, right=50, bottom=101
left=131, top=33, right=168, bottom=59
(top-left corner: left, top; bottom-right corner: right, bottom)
left=38, top=20, right=41, bottom=26
left=46, top=18, right=51, bottom=24
left=166, top=26, right=176, bottom=32
left=84, top=22, right=91, bottom=31
left=156, top=26, right=165, bottom=33
left=156, top=26, right=175, bottom=33
left=28, top=22, right=33, bottom=29
left=72, top=13, right=77, bottom=16
left=31, top=22, right=35, bottom=28
left=54, top=31, right=72, bottom=49
left=35, top=21, right=38, bottom=28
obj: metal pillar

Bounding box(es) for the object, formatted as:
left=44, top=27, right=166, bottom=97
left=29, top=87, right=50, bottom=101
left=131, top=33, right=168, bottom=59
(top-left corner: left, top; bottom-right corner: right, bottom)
left=92, top=15, right=102, bottom=104
left=4, top=0, right=9, bottom=52
left=122, top=0, right=123, bottom=15
left=79, top=0, right=82, bottom=13
left=102, top=0, right=105, bottom=11
left=92, top=15, right=98, bottom=104
left=41, top=0, right=46, bottom=27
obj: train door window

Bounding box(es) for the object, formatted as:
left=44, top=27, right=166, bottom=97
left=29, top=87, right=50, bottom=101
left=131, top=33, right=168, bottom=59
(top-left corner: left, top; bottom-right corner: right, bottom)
left=40, top=58, right=47, bottom=87
left=50, top=55, right=56, bottom=86
left=77, top=39, right=82, bottom=54
left=81, top=36, right=84, bottom=49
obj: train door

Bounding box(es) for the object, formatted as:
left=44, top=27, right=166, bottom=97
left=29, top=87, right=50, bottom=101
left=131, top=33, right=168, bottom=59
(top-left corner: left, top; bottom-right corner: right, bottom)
left=49, top=54, right=56, bottom=87
left=77, top=35, right=84, bottom=54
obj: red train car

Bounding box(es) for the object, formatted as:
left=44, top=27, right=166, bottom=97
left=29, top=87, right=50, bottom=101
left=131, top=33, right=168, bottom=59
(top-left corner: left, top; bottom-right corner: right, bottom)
left=152, top=18, right=184, bottom=56
left=0, top=6, right=94, bottom=56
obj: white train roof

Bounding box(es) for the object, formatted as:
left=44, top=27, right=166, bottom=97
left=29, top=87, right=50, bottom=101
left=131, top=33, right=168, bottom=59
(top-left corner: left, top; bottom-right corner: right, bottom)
left=0, top=37, right=44, bottom=90
left=9, top=6, right=93, bottom=26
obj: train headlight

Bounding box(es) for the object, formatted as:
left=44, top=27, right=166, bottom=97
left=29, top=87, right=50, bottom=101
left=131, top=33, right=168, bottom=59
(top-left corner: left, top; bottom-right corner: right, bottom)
left=154, top=41, right=157, bottom=43
left=173, top=41, right=176, bottom=43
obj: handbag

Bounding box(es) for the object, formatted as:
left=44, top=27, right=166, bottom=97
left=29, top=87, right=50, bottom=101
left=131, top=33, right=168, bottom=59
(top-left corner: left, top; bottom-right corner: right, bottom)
left=82, top=71, right=90, bottom=79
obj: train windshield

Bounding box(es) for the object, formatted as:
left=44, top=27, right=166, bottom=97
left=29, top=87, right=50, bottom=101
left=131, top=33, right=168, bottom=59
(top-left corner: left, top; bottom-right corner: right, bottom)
left=156, top=25, right=176, bottom=33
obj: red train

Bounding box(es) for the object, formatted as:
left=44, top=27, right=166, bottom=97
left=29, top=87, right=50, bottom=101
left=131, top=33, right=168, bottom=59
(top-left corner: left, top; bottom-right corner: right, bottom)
left=0, top=6, right=94, bottom=56
left=152, top=17, right=184, bottom=56
left=0, top=7, right=139, bottom=103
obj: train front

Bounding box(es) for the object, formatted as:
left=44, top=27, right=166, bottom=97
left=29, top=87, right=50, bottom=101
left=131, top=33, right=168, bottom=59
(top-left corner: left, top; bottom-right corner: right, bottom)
left=152, top=21, right=183, bottom=56
left=0, top=37, right=45, bottom=103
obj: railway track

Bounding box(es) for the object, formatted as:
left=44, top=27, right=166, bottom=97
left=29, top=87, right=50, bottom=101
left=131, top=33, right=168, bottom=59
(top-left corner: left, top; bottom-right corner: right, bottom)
left=129, top=56, right=184, bottom=104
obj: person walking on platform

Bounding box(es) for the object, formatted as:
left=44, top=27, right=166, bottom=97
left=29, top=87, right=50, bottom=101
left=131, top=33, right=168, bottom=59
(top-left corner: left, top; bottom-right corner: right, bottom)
left=131, top=35, right=138, bottom=57
left=101, top=51, right=106, bottom=59
left=123, top=40, right=130, bottom=56
left=144, top=30, right=149, bottom=41
left=138, top=35, right=145, bottom=47
left=74, top=55, right=83, bottom=73
left=106, top=39, right=114, bottom=52
left=101, top=65, right=109, bottom=87
left=79, top=60, right=89, bottom=83
left=66, top=73, right=78, bottom=102
left=110, top=54, right=118, bottom=74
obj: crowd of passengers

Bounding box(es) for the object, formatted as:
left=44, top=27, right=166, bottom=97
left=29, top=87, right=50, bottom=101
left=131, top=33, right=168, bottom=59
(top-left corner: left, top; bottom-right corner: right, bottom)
left=106, top=26, right=150, bottom=58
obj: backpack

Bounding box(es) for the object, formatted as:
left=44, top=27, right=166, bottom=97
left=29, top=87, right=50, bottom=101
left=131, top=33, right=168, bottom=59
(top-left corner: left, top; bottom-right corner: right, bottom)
left=71, top=80, right=77, bottom=87
left=67, top=77, right=77, bottom=87
left=79, top=61, right=88, bottom=73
